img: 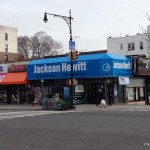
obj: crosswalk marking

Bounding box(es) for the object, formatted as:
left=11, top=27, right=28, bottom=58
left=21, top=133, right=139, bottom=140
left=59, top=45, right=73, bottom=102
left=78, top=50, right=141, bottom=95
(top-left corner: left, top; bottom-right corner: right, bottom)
left=0, top=110, right=76, bottom=121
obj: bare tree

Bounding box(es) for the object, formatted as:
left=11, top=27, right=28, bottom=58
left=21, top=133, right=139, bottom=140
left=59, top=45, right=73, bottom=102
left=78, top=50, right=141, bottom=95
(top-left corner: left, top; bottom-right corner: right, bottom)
left=18, top=35, right=30, bottom=60
left=18, top=31, right=63, bottom=59
left=140, top=13, right=150, bottom=42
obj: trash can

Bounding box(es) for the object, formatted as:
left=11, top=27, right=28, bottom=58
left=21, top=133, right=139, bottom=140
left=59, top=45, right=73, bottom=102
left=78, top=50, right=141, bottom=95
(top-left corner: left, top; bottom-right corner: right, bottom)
left=46, top=98, right=54, bottom=109
left=42, top=98, right=48, bottom=110
left=42, top=98, right=57, bottom=110
left=49, top=98, right=57, bottom=109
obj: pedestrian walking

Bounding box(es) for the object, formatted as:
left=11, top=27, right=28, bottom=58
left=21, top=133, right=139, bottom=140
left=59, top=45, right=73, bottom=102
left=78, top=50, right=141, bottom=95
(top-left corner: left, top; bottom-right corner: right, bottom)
left=31, top=92, right=35, bottom=106
left=27, top=90, right=35, bottom=106
left=96, top=89, right=104, bottom=106
left=107, top=88, right=113, bottom=106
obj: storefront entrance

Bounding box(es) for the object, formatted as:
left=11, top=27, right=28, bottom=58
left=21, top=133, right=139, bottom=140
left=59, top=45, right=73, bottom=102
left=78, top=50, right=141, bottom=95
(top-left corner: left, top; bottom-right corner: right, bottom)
left=0, top=86, right=7, bottom=103
left=6, top=85, right=28, bottom=104
left=87, top=83, right=105, bottom=104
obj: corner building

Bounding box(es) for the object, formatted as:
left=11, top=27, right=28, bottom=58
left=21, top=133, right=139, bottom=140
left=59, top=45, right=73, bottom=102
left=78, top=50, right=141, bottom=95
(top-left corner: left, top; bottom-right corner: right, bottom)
left=27, top=53, right=132, bottom=104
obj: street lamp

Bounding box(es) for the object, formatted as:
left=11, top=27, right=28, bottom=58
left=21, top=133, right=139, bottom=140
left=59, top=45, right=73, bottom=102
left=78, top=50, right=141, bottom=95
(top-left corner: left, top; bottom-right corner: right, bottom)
left=43, top=10, right=75, bottom=109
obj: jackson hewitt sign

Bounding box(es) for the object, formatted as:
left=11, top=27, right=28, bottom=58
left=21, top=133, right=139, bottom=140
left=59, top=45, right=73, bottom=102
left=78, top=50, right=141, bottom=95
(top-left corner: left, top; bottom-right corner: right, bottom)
left=33, top=61, right=87, bottom=74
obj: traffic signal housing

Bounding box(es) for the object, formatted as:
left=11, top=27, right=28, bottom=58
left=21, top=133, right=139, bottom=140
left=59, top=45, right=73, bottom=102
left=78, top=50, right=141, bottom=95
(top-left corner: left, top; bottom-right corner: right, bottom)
left=66, top=79, right=71, bottom=85
left=71, top=50, right=78, bottom=60
left=66, top=79, right=78, bottom=85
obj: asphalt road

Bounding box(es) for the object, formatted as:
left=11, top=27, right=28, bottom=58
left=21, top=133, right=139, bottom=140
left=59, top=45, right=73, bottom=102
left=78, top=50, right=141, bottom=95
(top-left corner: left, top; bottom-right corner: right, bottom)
left=0, top=110, right=149, bottom=150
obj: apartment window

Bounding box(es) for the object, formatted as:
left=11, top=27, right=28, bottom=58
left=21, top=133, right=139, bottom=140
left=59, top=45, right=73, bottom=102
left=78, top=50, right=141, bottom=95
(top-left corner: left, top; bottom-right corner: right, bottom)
left=5, top=33, right=8, bottom=41
left=120, top=44, right=123, bottom=50
left=5, top=44, right=8, bottom=52
left=132, top=43, right=134, bottom=50
left=140, top=42, right=143, bottom=50
left=5, top=55, right=8, bottom=63
left=128, top=43, right=131, bottom=51
left=128, top=43, right=134, bottom=51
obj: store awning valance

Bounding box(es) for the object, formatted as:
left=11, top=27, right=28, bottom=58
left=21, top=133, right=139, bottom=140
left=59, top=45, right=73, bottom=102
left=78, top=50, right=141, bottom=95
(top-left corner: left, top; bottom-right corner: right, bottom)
left=1, top=72, right=28, bottom=85
left=27, top=53, right=132, bottom=80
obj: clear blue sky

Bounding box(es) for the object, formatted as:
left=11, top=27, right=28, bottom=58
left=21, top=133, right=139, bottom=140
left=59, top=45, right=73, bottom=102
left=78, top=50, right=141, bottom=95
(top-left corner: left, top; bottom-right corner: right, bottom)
left=0, top=0, right=150, bottom=53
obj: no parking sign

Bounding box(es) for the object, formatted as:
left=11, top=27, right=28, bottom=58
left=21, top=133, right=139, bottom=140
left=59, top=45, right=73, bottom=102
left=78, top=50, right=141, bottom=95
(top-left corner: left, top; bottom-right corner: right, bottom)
left=119, top=77, right=130, bottom=85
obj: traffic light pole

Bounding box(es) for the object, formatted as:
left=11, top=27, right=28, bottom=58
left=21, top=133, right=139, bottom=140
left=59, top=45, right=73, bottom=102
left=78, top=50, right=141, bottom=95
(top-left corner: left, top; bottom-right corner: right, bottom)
left=70, top=51, right=74, bottom=108
left=43, top=10, right=75, bottom=109
left=69, top=11, right=75, bottom=109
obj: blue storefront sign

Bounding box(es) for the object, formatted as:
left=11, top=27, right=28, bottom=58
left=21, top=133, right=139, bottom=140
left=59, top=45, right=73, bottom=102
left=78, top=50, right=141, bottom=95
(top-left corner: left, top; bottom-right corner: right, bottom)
left=27, top=53, right=132, bottom=80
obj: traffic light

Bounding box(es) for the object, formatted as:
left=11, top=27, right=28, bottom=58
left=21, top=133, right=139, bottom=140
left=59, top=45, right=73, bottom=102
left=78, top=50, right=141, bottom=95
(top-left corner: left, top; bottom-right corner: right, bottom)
left=71, top=50, right=78, bottom=60
left=66, top=79, right=78, bottom=85
left=66, top=79, right=71, bottom=85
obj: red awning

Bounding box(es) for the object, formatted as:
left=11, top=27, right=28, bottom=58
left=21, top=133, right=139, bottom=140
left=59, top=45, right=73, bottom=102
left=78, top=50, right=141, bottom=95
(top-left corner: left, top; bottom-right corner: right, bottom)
left=1, top=72, right=28, bottom=85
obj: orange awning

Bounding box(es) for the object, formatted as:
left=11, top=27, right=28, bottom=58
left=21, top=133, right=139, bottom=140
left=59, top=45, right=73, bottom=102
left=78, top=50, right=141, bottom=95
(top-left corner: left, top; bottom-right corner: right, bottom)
left=1, top=72, right=29, bottom=85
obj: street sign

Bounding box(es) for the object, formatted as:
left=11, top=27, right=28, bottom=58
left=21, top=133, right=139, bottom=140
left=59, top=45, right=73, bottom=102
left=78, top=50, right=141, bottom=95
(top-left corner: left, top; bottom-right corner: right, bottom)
left=69, top=41, right=75, bottom=50
left=119, top=77, right=130, bottom=85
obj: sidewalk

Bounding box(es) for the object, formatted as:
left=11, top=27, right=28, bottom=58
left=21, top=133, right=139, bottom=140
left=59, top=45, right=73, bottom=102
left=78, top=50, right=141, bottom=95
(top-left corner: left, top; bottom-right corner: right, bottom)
left=0, top=102, right=149, bottom=111
left=76, top=103, right=150, bottom=111
left=0, top=103, right=42, bottom=111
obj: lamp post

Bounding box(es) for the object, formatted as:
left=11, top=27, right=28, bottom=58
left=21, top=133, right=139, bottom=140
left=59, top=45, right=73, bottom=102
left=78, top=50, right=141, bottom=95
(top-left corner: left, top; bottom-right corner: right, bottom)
left=41, top=79, right=44, bottom=106
left=41, top=79, right=44, bottom=99
left=43, top=10, right=75, bottom=109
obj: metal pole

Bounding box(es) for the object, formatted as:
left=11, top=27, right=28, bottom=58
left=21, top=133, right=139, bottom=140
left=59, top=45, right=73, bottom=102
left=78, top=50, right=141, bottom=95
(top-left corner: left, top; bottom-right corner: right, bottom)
left=43, top=10, right=75, bottom=109
left=41, top=79, right=44, bottom=106
left=42, top=82, right=44, bottom=99
left=104, top=78, right=107, bottom=101
left=69, top=10, right=75, bottom=109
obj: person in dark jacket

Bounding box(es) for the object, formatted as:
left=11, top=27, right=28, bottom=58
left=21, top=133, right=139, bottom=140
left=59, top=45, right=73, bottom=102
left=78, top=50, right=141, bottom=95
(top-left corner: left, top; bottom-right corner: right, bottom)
left=27, top=90, right=35, bottom=106
left=108, top=89, right=114, bottom=106
left=96, top=89, right=104, bottom=106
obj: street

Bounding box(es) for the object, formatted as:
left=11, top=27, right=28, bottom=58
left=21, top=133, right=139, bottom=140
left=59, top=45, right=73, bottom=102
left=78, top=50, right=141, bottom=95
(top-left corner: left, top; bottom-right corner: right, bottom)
left=0, top=109, right=149, bottom=150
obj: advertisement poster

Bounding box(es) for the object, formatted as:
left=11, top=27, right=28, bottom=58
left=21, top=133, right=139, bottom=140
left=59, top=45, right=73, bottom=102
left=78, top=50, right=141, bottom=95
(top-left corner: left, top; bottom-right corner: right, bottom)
left=75, top=85, right=84, bottom=93
left=113, top=88, right=118, bottom=97
left=64, top=87, right=70, bottom=98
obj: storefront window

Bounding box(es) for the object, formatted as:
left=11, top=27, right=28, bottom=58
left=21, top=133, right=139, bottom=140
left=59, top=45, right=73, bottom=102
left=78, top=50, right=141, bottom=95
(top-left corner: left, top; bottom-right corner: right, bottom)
left=127, top=87, right=135, bottom=101
left=0, top=86, right=7, bottom=103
